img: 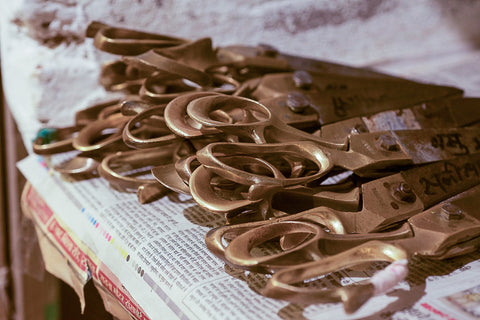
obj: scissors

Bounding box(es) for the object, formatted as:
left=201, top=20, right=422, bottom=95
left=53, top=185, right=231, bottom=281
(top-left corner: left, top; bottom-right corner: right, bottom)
left=317, top=97, right=480, bottom=144
left=185, top=92, right=472, bottom=149
left=205, top=154, right=480, bottom=264
left=190, top=126, right=480, bottom=203
left=32, top=99, right=122, bottom=155
left=97, top=144, right=181, bottom=203
left=86, top=21, right=188, bottom=56
left=232, top=182, right=480, bottom=314
left=244, top=71, right=461, bottom=110
left=148, top=93, right=480, bottom=201
left=201, top=155, right=480, bottom=311
left=86, top=21, right=410, bottom=83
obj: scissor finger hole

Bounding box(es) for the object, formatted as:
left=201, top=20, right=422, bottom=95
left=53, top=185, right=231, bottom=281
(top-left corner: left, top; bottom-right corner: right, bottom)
left=164, top=92, right=222, bottom=138
left=220, top=155, right=286, bottom=180
left=217, top=153, right=321, bottom=180
left=225, top=221, right=323, bottom=269
left=187, top=95, right=271, bottom=128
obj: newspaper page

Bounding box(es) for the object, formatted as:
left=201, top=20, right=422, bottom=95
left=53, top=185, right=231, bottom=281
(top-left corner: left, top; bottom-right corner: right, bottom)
left=21, top=183, right=154, bottom=319
left=17, top=152, right=480, bottom=320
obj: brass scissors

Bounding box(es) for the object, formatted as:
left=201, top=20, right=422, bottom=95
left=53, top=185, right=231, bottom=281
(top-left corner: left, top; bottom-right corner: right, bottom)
left=86, top=21, right=188, bottom=56
left=184, top=94, right=474, bottom=150
left=241, top=182, right=480, bottom=314
left=205, top=153, right=480, bottom=262
left=201, top=155, right=480, bottom=312
left=32, top=99, right=122, bottom=155
left=97, top=144, right=181, bottom=203
left=190, top=127, right=480, bottom=210
left=121, top=99, right=181, bottom=149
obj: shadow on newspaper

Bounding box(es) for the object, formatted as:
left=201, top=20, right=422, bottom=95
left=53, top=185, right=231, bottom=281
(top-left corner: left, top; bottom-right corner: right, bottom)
left=182, top=204, right=227, bottom=229
left=217, top=251, right=480, bottom=320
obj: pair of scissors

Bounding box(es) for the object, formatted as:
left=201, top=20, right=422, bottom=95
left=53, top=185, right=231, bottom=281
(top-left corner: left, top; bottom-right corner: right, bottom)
left=148, top=93, right=479, bottom=204
left=86, top=21, right=188, bottom=56
left=234, top=182, right=480, bottom=313
left=189, top=126, right=480, bottom=218
left=203, top=155, right=480, bottom=312
left=184, top=93, right=473, bottom=150
left=97, top=143, right=182, bottom=203
left=32, top=99, right=122, bottom=155
left=206, top=152, right=480, bottom=259
left=86, top=21, right=406, bottom=82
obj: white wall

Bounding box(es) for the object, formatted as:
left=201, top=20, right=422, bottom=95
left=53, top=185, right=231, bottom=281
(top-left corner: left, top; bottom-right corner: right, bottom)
left=1, top=0, right=480, bottom=148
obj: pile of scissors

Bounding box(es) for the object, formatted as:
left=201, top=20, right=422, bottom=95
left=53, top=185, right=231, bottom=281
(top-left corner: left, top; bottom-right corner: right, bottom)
left=33, top=21, right=480, bottom=313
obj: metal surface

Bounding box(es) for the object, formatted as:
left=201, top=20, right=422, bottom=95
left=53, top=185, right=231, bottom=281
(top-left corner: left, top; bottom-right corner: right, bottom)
left=189, top=128, right=480, bottom=220
left=30, top=22, right=480, bottom=313
left=205, top=154, right=480, bottom=265
left=258, top=184, right=480, bottom=312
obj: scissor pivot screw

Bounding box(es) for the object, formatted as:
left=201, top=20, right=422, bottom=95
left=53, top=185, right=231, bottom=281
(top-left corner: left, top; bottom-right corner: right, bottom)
left=292, top=70, right=313, bottom=89
left=286, top=92, right=310, bottom=113
left=376, top=134, right=399, bottom=151
left=391, top=182, right=416, bottom=203
left=440, top=203, right=463, bottom=220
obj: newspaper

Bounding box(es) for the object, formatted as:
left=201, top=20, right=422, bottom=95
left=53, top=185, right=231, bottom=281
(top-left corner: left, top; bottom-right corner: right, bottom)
left=17, top=152, right=480, bottom=320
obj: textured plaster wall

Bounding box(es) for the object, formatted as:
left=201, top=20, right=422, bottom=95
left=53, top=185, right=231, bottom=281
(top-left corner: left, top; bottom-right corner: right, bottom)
left=1, top=0, right=480, bottom=143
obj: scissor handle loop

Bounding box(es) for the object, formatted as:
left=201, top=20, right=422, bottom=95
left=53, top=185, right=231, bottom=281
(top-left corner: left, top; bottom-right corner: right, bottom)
left=190, top=165, right=259, bottom=214
left=32, top=125, right=83, bottom=155
left=73, top=114, right=129, bottom=153
left=187, top=95, right=272, bottom=129
left=196, top=141, right=333, bottom=187
left=164, top=92, right=222, bottom=138
left=87, top=21, right=187, bottom=56
left=98, top=146, right=176, bottom=191
left=122, top=105, right=180, bottom=149
left=262, top=241, right=408, bottom=313
left=123, top=50, right=212, bottom=87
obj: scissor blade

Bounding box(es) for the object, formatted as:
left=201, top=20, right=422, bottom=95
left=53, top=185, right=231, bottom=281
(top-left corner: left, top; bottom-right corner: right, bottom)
left=352, top=152, right=480, bottom=233
left=222, top=45, right=388, bottom=79
left=320, top=97, right=480, bottom=143
left=449, top=98, right=480, bottom=127
left=309, top=83, right=461, bottom=125
left=393, top=128, right=480, bottom=165
left=400, top=183, right=480, bottom=260
left=363, top=97, right=480, bottom=131
left=401, top=153, right=480, bottom=209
